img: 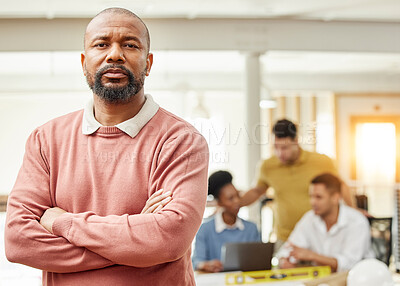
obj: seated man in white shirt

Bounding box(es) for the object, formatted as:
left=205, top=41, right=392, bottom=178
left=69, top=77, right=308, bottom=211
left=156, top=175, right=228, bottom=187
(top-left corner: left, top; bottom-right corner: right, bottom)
left=278, top=173, right=374, bottom=272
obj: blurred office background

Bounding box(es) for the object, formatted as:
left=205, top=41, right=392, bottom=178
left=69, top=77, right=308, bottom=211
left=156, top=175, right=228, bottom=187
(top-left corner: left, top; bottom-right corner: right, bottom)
left=0, top=1, right=399, bottom=284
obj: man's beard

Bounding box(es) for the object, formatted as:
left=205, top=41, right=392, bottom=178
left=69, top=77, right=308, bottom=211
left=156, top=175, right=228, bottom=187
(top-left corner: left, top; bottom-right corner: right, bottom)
left=86, top=65, right=146, bottom=104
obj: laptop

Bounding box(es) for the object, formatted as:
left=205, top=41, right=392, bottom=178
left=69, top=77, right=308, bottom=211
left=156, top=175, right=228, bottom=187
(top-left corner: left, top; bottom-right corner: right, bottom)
left=221, top=242, right=274, bottom=272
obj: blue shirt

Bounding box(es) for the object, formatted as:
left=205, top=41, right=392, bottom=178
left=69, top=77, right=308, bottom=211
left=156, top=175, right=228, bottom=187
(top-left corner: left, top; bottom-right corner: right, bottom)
left=192, top=215, right=260, bottom=269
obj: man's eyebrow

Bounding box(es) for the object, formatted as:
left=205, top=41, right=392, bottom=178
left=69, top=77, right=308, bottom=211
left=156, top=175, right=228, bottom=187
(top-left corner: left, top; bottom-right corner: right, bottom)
left=123, top=36, right=143, bottom=43
left=89, top=35, right=143, bottom=43
left=91, top=35, right=110, bottom=42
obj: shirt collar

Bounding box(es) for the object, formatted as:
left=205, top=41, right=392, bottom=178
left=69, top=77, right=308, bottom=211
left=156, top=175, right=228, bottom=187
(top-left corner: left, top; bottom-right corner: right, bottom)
left=296, top=148, right=307, bottom=164
left=314, top=203, right=347, bottom=234
left=276, top=147, right=307, bottom=166
left=214, top=210, right=245, bottom=233
left=335, top=203, right=347, bottom=228
left=82, top=94, right=159, bottom=138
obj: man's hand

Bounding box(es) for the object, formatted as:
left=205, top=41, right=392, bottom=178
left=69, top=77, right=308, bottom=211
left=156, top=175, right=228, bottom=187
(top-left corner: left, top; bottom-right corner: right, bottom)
left=198, top=260, right=224, bottom=273
left=289, top=243, right=315, bottom=262
left=358, top=208, right=374, bottom=218
left=40, top=207, right=67, bottom=234
left=140, top=189, right=172, bottom=214
left=239, top=186, right=267, bottom=207
left=287, top=243, right=338, bottom=272
left=279, top=257, right=296, bottom=269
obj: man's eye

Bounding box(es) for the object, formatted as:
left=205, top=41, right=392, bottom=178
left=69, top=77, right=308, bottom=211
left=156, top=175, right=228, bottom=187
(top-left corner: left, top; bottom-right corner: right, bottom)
left=95, top=43, right=107, bottom=48
left=125, top=44, right=138, bottom=48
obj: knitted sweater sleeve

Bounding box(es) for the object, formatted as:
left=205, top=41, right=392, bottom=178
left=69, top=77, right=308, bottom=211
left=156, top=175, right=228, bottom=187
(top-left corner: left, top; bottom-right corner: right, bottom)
left=52, top=131, right=209, bottom=267
left=4, top=129, right=113, bottom=273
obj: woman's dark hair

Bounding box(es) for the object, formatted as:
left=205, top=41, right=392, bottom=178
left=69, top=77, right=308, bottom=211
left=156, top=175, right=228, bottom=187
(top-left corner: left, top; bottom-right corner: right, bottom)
left=208, top=170, right=233, bottom=200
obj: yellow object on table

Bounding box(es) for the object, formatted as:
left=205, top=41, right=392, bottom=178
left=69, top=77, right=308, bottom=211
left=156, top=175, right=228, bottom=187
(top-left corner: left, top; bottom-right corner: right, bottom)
left=303, top=271, right=348, bottom=286
left=225, top=266, right=331, bottom=285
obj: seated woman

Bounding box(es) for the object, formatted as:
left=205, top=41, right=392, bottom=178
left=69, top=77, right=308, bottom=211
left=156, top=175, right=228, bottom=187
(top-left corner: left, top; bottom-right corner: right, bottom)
left=192, top=170, right=260, bottom=272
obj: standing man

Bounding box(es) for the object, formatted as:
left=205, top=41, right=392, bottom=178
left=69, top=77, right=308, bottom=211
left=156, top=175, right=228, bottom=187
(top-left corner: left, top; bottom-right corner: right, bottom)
left=278, top=173, right=373, bottom=272
left=240, top=119, right=353, bottom=251
left=5, top=8, right=209, bottom=286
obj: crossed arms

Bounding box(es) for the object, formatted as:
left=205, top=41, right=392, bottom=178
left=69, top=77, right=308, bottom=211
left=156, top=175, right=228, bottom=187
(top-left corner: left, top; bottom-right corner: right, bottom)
left=5, top=129, right=209, bottom=273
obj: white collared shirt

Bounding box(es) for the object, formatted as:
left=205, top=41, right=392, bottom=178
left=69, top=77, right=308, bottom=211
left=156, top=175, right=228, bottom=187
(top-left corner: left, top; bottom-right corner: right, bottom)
left=277, top=204, right=374, bottom=271
left=82, top=94, right=159, bottom=138
left=214, top=210, right=245, bottom=233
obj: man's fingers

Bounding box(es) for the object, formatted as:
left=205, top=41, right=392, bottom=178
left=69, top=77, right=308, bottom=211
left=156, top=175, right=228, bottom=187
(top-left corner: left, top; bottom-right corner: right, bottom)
left=141, top=189, right=173, bottom=214
left=148, top=203, right=160, bottom=214
left=142, top=196, right=172, bottom=214
left=147, top=190, right=172, bottom=206
left=148, top=189, right=163, bottom=198
left=146, top=191, right=172, bottom=208
left=142, top=202, right=160, bottom=214
left=147, top=189, right=164, bottom=201
left=153, top=204, right=163, bottom=213
left=161, top=196, right=172, bottom=206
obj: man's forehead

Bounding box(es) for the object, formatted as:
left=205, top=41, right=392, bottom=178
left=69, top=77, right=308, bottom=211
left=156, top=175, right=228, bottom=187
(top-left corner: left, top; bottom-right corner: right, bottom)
left=85, top=13, right=145, bottom=38
left=273, top=137, right=296, bottom=145
left=310, top=183, right=327, bottom=193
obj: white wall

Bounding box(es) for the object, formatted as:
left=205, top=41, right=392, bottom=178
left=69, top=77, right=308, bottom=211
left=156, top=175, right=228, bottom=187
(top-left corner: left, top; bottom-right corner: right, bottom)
left=151, top=89, right=249, bottom=189
left=0, top=92, right=90, bottom=195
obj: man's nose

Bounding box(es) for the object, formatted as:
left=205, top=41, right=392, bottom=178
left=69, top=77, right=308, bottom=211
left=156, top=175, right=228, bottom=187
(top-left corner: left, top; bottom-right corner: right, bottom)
left=106, top=44, right=125, bottom=63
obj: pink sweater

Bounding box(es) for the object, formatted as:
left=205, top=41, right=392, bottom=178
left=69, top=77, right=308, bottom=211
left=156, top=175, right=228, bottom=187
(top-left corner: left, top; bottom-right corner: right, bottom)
left=5, top=107, right=209, bottom=285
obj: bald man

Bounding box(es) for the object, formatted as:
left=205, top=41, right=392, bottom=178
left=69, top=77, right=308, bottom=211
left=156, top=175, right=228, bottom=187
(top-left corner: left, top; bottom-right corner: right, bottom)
left=5, top=8, right=209, bottom=286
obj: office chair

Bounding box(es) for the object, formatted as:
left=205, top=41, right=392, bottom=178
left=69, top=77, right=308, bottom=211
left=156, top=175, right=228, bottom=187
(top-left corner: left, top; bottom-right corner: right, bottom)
left=355, top=194, right=368, bottom=211
left=368, top=217, right=392, bottom=266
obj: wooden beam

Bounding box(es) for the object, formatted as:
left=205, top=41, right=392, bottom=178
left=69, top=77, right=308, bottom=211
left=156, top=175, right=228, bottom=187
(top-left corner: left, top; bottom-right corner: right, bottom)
left=0, top=195, right=8, bottom=212
left=294, top=96, right=301, bottom=124
left=310, top=96, right=317, bottom=151
left=276, top=96, right=286, bottom=120
left=0, top=18, right=399, bottom=52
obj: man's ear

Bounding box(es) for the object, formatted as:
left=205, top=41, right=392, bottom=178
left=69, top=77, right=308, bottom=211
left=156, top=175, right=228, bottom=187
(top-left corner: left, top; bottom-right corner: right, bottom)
left=145, top=53, right=153, bottom=76
left=81, top=53, right=87, bottom=76
left=333, top=192, right=341, bottom=204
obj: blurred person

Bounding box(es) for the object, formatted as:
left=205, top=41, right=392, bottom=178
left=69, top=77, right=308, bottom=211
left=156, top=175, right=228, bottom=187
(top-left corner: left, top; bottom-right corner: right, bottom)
left=192, top=171, right=260, bottom=272
left=240, top=119, right=354, bottom=252
left=278, top=173, right=373, bottom=272
left=5, top=7, right=209, bottom=286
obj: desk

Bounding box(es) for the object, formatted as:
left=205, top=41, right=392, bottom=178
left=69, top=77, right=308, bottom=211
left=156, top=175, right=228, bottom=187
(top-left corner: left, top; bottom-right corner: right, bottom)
left=195, top=272, right=305, bottom=286
left=195, top=271, right=400, bottom=286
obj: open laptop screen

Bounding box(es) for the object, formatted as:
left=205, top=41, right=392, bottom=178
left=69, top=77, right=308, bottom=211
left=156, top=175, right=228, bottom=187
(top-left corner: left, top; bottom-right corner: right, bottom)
left=221, top=242, right=274, bottom=272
